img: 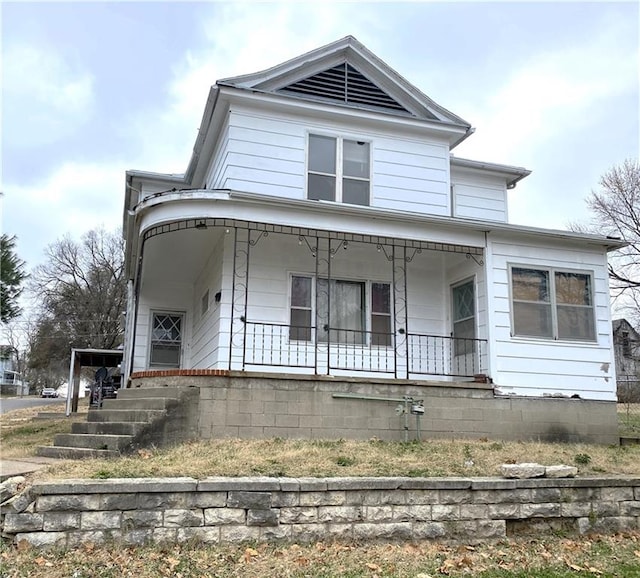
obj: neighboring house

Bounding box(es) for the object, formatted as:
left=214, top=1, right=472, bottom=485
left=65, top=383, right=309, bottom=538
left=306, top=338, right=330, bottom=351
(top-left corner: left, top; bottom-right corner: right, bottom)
left=612, top=319, right=640, bottom=403
left=122, top=36, right=623, bottom=444
left=0, top=345, right=27, bottom=396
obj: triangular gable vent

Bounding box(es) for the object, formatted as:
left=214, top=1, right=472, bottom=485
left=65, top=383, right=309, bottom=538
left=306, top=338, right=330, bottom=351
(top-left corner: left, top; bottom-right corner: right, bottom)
left=279, top=63, right=411, bottom=114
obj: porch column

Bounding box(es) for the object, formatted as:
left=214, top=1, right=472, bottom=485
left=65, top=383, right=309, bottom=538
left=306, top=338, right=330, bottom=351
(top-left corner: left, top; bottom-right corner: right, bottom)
left=229, top=226, right=250, bottom=370
left=392, top=245, right=410, bottom=379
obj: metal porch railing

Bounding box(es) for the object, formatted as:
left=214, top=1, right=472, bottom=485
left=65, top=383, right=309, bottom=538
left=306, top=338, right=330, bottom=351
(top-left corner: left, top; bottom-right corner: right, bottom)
left=242, top=320, right=487, bottom=380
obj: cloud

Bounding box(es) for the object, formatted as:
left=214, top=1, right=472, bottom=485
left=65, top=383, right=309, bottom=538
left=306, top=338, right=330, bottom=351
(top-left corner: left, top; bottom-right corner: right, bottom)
left=124, top=2, right=363, bottom=174
left=455, top=18, right=638, bottom=165
left=3, top=43, right=95, bottom=148
left=4, top=161, right=125, bottom=267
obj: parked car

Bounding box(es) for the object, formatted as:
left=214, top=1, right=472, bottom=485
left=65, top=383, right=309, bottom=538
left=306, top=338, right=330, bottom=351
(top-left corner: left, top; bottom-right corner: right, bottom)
left=41, top=388, right=58, bottom=398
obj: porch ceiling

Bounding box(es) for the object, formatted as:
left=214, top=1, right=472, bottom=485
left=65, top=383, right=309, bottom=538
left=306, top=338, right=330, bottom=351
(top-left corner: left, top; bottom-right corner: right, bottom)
left=141, top=227, right=222, bottom=284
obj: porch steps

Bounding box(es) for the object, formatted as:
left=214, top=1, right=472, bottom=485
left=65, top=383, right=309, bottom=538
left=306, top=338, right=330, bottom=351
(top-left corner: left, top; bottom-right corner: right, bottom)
left=36, top=386, right=199, bottom=460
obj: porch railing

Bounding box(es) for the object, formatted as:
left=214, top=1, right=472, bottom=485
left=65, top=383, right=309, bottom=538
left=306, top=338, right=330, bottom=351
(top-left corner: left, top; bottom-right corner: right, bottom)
left=407, top=333, right=487, bottom=378
left=242, top=320, right=487, bottom=379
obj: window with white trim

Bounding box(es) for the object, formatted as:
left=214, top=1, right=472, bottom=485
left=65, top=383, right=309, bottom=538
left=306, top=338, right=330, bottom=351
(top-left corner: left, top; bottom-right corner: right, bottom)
left=307, top=134, right=370, bottom=206
left=150, top=312, right=183, bottom=367
left=289, top=276, right=390, bottom=345
left=510, top=267, right=595, bottom=341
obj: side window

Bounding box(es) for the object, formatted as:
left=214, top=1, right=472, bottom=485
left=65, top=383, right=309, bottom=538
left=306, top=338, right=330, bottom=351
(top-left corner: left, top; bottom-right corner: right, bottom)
left=452, top=280, right=475, bottom=355
left=150, top=312, right=183, bottom=367
left=511, top=267, right=553, bottom=338
left=510, top=267, right=595, bottom=341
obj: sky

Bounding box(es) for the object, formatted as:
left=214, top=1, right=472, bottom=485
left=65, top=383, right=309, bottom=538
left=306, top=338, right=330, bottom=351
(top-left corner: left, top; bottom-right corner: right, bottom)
left=1, top=0, right=639, bottom=280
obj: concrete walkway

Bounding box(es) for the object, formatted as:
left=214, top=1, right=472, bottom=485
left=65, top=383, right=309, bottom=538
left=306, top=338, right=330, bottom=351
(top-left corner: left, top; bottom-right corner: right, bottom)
left=0, top=457, right=60, bottom=481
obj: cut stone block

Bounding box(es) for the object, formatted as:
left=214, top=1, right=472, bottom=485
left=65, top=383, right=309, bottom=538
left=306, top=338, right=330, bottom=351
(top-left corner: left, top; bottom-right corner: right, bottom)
left=500, top=463, right=545, bottom=479
left=545, top=465, right=578, bottom=478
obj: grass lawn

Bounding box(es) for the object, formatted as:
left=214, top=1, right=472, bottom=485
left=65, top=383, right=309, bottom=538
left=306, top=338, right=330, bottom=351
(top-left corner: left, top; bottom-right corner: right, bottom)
left=2, top=405, right=640, bottom=576
left=0, top=402, right=639, bottom=481
left=2, top=533, right=640, bottom=577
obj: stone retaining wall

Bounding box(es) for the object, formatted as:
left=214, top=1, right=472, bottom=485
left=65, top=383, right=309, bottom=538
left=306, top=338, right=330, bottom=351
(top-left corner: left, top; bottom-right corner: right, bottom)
left=2, top=476, right=640, bottom=549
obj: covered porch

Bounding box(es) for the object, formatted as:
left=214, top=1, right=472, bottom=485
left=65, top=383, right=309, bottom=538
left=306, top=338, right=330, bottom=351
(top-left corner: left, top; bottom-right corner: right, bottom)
left=127, top=218, right=488, bottom=382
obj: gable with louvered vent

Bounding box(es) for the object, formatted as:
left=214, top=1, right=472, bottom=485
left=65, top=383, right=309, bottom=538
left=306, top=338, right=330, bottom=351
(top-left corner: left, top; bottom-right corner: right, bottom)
left=278, top=63, right=411, bottom=114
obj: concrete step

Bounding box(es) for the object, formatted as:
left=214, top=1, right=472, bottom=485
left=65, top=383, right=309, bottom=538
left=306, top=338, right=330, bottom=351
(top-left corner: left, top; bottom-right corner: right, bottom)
left=72, top=421, right=148, bottom=436
left=87, top=409, right=165, bottom=423
left=116, top=387, right=187, bottom=400
left=101, top=397, right=173, bottom=410
left=36, top=446, right=120, bottom=460
left=53, top=433, right=133, bottom=451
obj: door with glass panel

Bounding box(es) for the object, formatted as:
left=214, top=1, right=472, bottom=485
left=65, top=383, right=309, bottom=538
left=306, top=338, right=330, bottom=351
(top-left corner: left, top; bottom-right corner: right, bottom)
left=451, top=280, right=477, bottom=376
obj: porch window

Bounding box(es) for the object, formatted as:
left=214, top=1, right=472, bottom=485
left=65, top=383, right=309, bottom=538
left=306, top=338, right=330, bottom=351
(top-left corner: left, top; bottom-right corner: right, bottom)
left=307, top=134, right=370, bottom=206
left=318, top=279, right=365, bottom=344
left=371, top=282, right=392, bottom=346
left=289, top=276, right=389, bottom=345
left=510, top=267, right=595, bottom=341
left=149, top=312, right=183, bottom=367
left=452, top=280, right=475, bottom=355
left=290, top=276, right=312, bottom=341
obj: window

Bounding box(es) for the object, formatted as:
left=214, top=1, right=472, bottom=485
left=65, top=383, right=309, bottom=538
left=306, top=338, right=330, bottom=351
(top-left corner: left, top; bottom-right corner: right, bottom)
left=290, top=276, right=312, bottom=341
left=307, top=134, right=370, bottom=206
left=510, top=267, right=595, bottom=341
left=371, top=282, right=392, bottom=346
left=452, top=280, right=475, bottom=355
left=318, top=279, right=365, bottom=344
left=150, top=312, right=183, bottom=367
left=289, top=276, right=390, bottom=345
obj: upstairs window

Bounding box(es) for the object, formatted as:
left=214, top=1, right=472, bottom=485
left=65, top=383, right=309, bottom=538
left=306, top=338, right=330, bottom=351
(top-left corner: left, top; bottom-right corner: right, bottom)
left=510, top=267, right=595, bottom=341
left=307, top=134, right=370, bottom=206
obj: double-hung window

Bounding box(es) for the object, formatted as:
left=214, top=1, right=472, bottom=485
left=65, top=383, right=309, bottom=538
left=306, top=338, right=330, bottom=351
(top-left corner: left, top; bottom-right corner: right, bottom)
left=289, top=276, right=390, bottom=345
left=510, top=267, right=595, bottom=341
left=149, top=312, right=183, bottom=367
left=307, top=134, right=370, bottom=206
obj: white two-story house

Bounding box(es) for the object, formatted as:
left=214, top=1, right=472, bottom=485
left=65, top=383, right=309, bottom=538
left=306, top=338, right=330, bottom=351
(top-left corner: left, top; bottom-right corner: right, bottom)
left=122, top=36, right=622, bottom=444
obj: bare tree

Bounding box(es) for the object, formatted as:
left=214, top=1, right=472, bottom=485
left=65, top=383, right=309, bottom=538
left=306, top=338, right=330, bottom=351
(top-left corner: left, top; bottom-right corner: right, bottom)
left=28, top=228, right=126, bottom=373
left=582, top=159, right=640, bottom=307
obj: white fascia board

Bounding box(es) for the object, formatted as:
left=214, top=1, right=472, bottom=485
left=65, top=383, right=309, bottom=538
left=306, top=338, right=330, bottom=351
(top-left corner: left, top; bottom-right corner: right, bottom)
left=128, top=188, right=625, bottom=253
left=450, top=157, right=532, bottom=188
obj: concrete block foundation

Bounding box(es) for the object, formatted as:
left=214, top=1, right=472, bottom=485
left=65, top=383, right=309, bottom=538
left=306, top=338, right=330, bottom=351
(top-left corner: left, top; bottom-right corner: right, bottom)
left=129, top=371, right=619, bottom=445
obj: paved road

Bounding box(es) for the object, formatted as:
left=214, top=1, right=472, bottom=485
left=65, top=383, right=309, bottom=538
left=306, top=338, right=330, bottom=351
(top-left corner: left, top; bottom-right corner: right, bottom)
left=0, top=396, right=66, bottom=415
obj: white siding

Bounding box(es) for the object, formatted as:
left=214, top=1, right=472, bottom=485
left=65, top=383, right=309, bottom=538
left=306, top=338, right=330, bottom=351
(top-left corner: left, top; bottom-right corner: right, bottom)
left=451, top=170, right=508, bottom=222
left=191, top=230, right=226, bottom=368
left=487, top=233, right=616, bottom=401
left=133, top=282, right=193, bottom=372
left=204, top=105, right=451, bottom=216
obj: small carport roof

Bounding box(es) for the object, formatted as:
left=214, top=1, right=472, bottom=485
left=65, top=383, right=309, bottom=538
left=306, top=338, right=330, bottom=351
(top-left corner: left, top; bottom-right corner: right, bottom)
left=66, top=348, right=123, bottom=415
left=70, top=348, right=123, bottom=369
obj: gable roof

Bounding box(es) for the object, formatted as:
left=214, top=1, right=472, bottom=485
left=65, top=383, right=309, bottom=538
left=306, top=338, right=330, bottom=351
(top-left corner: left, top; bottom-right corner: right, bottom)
left=217, top=35, right=471, bottom=128
left=613, top=318, right=640, bottom=338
